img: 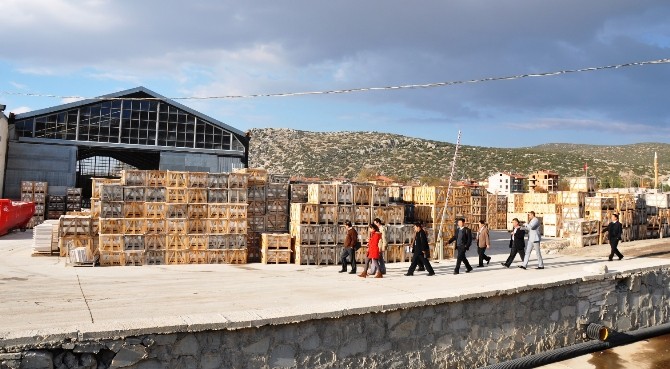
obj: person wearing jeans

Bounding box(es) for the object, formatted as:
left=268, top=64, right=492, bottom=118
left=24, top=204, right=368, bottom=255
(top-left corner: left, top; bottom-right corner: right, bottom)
left=339, top=221, right=358, bottom=274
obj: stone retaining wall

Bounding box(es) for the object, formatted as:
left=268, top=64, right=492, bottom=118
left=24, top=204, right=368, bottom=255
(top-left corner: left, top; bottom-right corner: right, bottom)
left=2, top=267, right=669, bottom=369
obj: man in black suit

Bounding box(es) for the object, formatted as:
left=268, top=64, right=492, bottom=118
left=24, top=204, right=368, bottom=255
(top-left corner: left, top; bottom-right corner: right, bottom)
left=404, top=222, right=435, bottom=276
left=447, top=218, right=473, bottom=275
left=608, top=213, right=624, bottom=261
left=501, top=218, right=525, bottom=268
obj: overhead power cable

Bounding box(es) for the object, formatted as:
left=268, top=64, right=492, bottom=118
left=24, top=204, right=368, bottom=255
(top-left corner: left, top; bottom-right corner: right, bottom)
left=1, top=58, right=669, bottom=101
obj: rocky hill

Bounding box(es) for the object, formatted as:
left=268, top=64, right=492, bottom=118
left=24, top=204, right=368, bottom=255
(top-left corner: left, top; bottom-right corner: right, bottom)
left=248, top=128, right=670, bottom=186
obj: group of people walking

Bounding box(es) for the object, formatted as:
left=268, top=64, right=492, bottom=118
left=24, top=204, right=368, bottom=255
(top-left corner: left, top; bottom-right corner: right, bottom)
left=339, top=210, right=625, bottom=277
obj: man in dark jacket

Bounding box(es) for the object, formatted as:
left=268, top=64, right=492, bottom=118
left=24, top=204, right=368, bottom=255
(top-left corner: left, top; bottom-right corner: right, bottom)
left=501, top=218, right=526, bottom=268
left=448, top=218, right=473, bottom=274
left=608, top=213, right=624, bottom=261
left=404, top=222, right=435, bottom=276
left=339, top=221, right=358, bottom=274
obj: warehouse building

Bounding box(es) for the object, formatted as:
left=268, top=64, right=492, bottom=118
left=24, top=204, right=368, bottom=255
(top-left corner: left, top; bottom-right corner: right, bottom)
left=4, top=87, right=248, bottom=200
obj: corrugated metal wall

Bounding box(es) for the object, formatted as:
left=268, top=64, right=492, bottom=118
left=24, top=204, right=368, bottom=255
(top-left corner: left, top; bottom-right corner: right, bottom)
left=159, top=152, right=243, bottom=173
left=0, top=115, right=8, bottom=197
left=4, top=142, right=77, bottom=199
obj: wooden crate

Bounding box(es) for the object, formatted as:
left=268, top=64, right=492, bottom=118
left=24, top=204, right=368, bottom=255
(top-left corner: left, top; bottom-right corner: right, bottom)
left=291, top=203, right=319, bottom=224
left=568, top=234, right=599, bottom=247
left=266, top=214, right=288, bottom=232
left=166, top=203, right=188, bottom=218
left=100, top=184, right=124, bottom=201
left=353, top=205, right=371, bottom=225
left=308, top=184, right=337, bottom=204
left=294, top=245, right=319, bottom=265
left=337, top=184, right=353, bottom=204
left=98, top=218, right=123, bottom=234
left=187, top=172, right=208, bottom=188
left=335, top=205, right=353, bottom=224
left=145, top=187, right=166, bottom=202
left=291, top=224, right=319, bottom=245
left=585, top=197, right=616, bottom=210
left=188, top=234, right=209, bottom=250
left=261, top=233, right=292, bottom=250
left=562, top=220, right=600, bottom=237
left=247, top=185, right=267, bottom=201
left=100, top=202, right=123, bottom=218
left=123, top=186, right=146, bottom=202
left=318, top=225, right=338, bottom=245
left=145, top=171, right=167, bottom=187
left=207, top=219, right=229, bottom=234
left=562, top=206, right=584, bottom=221
left=371, top=186, right=389, bottom=206
left=207, top=249, right=248, bottom=264
left=372, top=205, right=404, bottom=225
left=59, top=216, right=91, bottom=236
left=166, top=171, right=188, bottom=188
left=228, top=173, right=249, bottom=189
left=355, top=246, right=368, bottom=264
left=166, top=234, right=189, bottom=250
left=166, top=250, right=190, bottom=264
left=33, top=181, right=48, bottom=193
left=124, top=251, right=145, bottom=266
left=188, top=218, right=208, bottom=234
left=248, top=200, right=267, bottom=216
left=207, top=173, right=229, bottom=189
left=235, top=168, right=268, bottom=185
left=188, top=188, right=208, bottom=204
left=229, top=204, right=247, bottom=218
left=402, top=186, right=414, bottom=202
left=99, top=252, right=125, bottom=267
left=145, top=250, right=166, bottom=265
left=228, top=188, right=248, bottom=203
left=21, top=193, right=34, bottom=202
left=145, top=202, right=166, bottom=218
left=208, top=189, right=229, bottom=203
left=187, top=203, right=208, bottom=219
left=208, top=234, right=247, bottom=250
left=34, top=193, right=47, bottom=205
left=166, top=218, right=188, bottom=235
left=387, top=187, right=403, bottom=203
left=123, top=235, right=145, bottom=251
left=208, top=203, right=230, bottom=219
left=145, top=234, right=167, bottom=251
left=167, top=188, right=188, bottom=203
left=318, top=204, right=338, bottom=224
left=414, top=186, right=448, bottom=205
left=121, top=170, right=146, bottom=186
left=386, top=225, right=414, bottom=245
left=189, top=250, right=208, bottom=264
left=228, top=219, right=248, bottom=234
left=122, top=202, right=144, bottom=218
left=556, top=191, right=586, bottom=206
left=386, top=244, right=412, bottom=263
left=270, top=173, right=290, bottom=184
left=21, top=181, right=34, bottom=193
left=248, top=215, right=266, bottom=232
left=59, top=235, right=94, bottom=258
left=290, top=184, right=309, bottom=203
left=267, top=200, right=289, bottom=215
left=318, top=245, right=341, bottom=265
left=266, top=183, right=289, bottom=200
left=567, top=177, right=596, bottom=192
left=262, top=249, right=292, bottom=264
left=145, top=219, right=166, bottom=234
left=123, top=218, right=146, bottom=235
left=353, top=185, right=372, bottom=205
left=99, top=234, right=124, bottom=252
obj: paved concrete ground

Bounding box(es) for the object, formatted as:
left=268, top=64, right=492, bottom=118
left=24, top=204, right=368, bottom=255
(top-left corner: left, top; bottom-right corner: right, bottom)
left=1, top=230, right=669, bottom=343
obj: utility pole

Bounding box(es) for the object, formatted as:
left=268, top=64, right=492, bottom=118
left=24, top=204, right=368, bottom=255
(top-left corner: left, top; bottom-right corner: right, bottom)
left=436, top=130, right=462, bottom=261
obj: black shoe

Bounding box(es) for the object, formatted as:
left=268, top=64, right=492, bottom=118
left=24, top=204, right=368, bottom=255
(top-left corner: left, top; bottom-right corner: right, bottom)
left=453, top=271, right=459, bottom=275
left=477, top=265, right=484, bottom=268
left=619, top=256, right=624, bottom=261
left=518, top=266, right=526, bottom=270
left=466, top=268, right=473, bottom=273
left=427, top=272, right=435, bottom=276
left=339, top=269, right=347, bottom=273
left=404, top=273, right=413, bottom=276
left=349, top=271, right=356, bottom=274
left=487, top=258, right=491, bottom=265
left=501, top=263, right=509, bottom=268
left=608, top=258, right=613, bottom=261
left=536, top=267, right=544, bottom=270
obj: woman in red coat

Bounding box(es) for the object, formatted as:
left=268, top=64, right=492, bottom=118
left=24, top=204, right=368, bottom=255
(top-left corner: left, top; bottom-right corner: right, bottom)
left=359, top=223, right=383, bottom=278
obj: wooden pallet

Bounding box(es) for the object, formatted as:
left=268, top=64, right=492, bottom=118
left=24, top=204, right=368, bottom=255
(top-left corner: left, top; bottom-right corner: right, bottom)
left=262, top=249, right=292, bottom=264
left=261, top=233, right=292, bottom=250
left=123, top=186, right=146, bottom=202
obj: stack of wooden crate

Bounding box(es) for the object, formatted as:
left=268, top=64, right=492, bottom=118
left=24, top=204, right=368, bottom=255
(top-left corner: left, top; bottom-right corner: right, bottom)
left=92, top=170, right=250, bottom=266
left=412, top=185, right=457, bottom=259
left=486, top=194, right=508, bottom=230
left=47, top=195, right=66, bottom=220
left=66, top=188, right=82, bottom=212
left=21, top=181, right=47, bottom=228
left=58, top=215, right=94, bottom=258
left=584, top=196, right=616, bottom=244
left=562, top=219, right=601, bottom=247
left=644, top=193, right=670, bottom=239
left=261, top=233, right=292, bottom=264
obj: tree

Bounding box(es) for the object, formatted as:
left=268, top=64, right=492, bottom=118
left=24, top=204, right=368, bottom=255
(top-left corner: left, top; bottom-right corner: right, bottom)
left=355, top=167, right=377, bottom=182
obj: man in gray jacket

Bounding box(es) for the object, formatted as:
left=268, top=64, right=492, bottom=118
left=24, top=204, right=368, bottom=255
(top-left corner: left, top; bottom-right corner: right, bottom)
left=519, top=211, right=544, bottom=270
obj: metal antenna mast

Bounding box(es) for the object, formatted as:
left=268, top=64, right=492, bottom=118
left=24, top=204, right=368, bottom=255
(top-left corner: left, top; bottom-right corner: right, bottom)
left=436, top=130, right=462, bottom=260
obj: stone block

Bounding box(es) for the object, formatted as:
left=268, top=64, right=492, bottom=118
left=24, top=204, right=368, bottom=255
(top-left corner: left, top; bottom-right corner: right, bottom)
left=338, top=338, right=366, bottom=358
left=242, top=337, right=270, bottom=355
left=199, top=353, right=223, bottom=369
left=269, top=345, right=296, bottom=368
left=172, top=334, right=199, bottom=357
left=109, top=345, right=147, bottom=369
left=390, top=320, right=417, bottom=339
left=19, top=351, right=52, bottom=369
left=73, top=342, right=104, bottom=354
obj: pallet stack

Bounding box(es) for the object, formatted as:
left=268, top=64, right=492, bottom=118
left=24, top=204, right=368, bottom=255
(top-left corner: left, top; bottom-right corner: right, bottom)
left=92, top=170, right=249, bottom=266
left=66, top=188, right=82, bottom=212
left=584, top=196, right=616, bottom=244
left=47, top=195, right=66, bottom=220
left=21, top=181, right=47, bottom=228
left=486, top=194, right=507, bottom=230
left=261, top=233, right=292, bottom=263
left=413, top=186, right=457, bottom=259
left=562, top=219, right=600, bottom=247
left=58, top=215, right=94, bottom=259
left=644, top=193, right=670, bottom=238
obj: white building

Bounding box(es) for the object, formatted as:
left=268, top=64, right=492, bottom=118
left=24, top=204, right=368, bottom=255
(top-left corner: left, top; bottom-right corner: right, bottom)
left=487, top=171, right=526, bottom=195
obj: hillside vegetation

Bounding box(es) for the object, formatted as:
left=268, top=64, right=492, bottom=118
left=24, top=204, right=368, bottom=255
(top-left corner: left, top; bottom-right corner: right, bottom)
left=249, top=128, right=670, bottom=186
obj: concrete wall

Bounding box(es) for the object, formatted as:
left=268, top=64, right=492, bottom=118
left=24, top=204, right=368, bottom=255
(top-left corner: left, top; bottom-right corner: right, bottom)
left=0, top=114, right=8, bottom=197
left=3, top=142, right=77, bottom=199
left=160, top=152, right=243, bottom=173
left=2, top=268, right=668, bottom=369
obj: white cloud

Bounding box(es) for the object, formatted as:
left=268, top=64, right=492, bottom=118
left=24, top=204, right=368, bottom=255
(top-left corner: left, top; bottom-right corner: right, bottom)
left=10, top=106, right=32, bottom=114
left=61, top=97, right=85, bottom=104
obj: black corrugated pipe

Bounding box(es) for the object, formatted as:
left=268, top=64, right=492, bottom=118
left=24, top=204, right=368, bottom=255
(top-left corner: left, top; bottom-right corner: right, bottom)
left=481, top=322, right=670, bottom=369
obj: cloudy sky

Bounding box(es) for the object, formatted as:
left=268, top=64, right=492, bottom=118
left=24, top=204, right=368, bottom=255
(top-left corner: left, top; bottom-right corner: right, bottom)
left=1, top=0, right=669, bottom=147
